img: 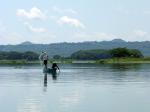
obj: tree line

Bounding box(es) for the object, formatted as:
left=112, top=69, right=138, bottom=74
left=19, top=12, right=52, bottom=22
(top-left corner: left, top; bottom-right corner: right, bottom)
left=0, top=51, right=39, bottom=60
left=0, top=48, right=144, bottom=61
left=53, top=48, right=143, bottom=60
left=70, top=48, right=143, bottom=60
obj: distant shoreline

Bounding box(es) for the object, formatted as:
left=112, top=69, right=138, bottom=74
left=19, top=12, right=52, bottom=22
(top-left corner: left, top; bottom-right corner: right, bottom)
left=1, top=58, right=150, bottom=65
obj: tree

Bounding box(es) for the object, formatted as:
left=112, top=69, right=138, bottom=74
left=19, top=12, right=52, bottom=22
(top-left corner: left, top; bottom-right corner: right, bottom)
left=110, top=48, right=130, bottom=58
left=71, top=50, right=111, bottom=60
left=22, top=51, right=39, bottom=61
left=110, top=48, right=143, bottom=58
left=7, top=51, right=23, bottom=60
left=0, top=51, right=39, bottom=60
left=70, top=48, right=143, bottom=60
left=129, top=49, right=143, bottom=58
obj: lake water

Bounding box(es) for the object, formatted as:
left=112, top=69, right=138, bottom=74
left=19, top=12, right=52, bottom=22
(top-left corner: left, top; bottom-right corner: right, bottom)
left=0, top=63, right=150, bottom=112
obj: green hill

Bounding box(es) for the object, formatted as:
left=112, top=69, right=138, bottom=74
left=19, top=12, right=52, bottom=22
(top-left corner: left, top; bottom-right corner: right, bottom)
left=0, top=39, right=150, bottom=57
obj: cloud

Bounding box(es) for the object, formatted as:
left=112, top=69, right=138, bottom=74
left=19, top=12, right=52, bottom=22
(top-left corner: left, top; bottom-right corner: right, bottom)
left=52, top=6, right=77, bottom=14
left=58, top=16, right=85, bottom=28
left=133, top=30, right=148, bottom=37
left=16, top=7, right=46, bottom=20
left=24, top=22, right=47, bottom=33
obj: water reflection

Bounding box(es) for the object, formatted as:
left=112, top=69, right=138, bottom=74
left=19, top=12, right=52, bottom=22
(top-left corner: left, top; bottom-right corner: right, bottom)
left=17, top=98, right=43, bottom=112
left=0, top=64, right=150, bottom=112
left=109, top=63, right=141, bottom=71
left=44, top=73, right=47, bottom=87
left=43, top=70, right=58, bottom=89
left=43, top=65, right=58, bottom=81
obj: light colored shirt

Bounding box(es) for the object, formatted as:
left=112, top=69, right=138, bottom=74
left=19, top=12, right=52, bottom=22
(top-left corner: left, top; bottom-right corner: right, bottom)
left=39, top=53, right=48, bottom=61
left=43, top=54, right=48, bottom=60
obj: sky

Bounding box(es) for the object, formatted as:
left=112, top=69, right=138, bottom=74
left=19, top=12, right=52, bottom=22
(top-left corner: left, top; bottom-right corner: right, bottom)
left=0, top=0, right=150, bottom=44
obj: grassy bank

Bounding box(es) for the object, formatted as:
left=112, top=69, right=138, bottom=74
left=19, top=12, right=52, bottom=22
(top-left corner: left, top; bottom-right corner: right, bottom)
left=96, top=57, right=150, bottom=64
left=0, top=58, right=150, bottom=65
left=53, top=57, right=150, bottom=64
left=0, top=60, right=39, bottom=65
left=0, top=60, right=73, bottom=65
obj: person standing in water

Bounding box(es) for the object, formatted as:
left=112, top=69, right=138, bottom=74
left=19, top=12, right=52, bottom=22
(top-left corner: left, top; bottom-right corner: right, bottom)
left=39, top=52, right=49, bottom=69
left=52, top=63, right=60, bottom=70
left=51, top=63, right=60, bottom=80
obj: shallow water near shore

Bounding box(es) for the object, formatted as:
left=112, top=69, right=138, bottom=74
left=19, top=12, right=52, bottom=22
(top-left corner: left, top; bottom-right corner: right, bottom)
left=0, top=63, right=150, bottom=112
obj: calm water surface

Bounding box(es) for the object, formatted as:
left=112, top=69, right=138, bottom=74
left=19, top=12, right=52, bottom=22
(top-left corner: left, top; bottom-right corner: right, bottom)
left=0, top=64, right=150, bottom=112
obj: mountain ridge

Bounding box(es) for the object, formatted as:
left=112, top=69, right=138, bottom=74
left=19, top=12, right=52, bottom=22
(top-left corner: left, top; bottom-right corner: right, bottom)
left=18, top=39, right=127, bottom=45
left=19, top=41, right=33, bottom=45
left=0, top=39, right=149, bottom=57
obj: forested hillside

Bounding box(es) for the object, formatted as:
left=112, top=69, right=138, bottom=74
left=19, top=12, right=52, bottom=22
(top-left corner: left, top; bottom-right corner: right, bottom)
left=0, top=39, right=149, bottom=57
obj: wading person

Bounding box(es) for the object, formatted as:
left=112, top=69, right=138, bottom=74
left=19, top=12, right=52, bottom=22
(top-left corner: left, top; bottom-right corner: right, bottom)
left=51, top=63, right=60, bottom=79
left=39, top=52, right=49, bottom=69
left=52, top=63, right=60, bottom=70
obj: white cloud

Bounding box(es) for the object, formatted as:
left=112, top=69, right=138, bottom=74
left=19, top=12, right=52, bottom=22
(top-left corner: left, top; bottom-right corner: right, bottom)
left=133, top=30, right=148, bottom=37
left=24, top=22, right=47, bottom=33
left=58, top=16, right=85, bottom=28
left=52, top=6, right=77, bottom=14
left=16, top=7, right=46, bottom=20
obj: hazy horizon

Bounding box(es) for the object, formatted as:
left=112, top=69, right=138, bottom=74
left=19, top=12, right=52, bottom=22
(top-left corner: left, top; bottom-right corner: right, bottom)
left=0, top=0, right=150, bottom=44
left=1, top=38, right=150, bottom=46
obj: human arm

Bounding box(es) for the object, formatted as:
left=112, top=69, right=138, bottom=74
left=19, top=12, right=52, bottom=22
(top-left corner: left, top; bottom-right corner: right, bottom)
left=39, top=54, right=43, bottom=61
